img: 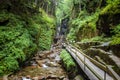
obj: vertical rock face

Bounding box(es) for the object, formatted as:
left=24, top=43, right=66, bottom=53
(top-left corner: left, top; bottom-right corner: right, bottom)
left=66, top=0, right=120, bottom=42
left=110, top=44, right=120, bottom=57
left=97, top=14, right=120, bottom=36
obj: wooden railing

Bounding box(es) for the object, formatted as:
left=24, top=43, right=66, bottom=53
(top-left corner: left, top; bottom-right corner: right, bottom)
left=63, top=42, right=120, bottom=80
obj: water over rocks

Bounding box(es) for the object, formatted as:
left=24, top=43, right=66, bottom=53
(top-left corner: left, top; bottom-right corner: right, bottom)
left=8, top=45, right=69, bottom=80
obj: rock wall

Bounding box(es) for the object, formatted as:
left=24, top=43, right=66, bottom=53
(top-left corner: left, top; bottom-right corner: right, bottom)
left=0, top=0, right=55, bottom=76
left=67, top=0, right=120, bottom=44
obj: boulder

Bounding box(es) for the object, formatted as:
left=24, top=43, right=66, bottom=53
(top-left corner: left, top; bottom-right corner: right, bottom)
left=47, top=62, right=59, bottom=67
left=73, top=75, right=84, bottom=80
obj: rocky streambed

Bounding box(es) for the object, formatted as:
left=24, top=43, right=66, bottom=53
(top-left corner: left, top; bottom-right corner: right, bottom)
left=5, top=43, right=85, bottom=80
left=7, top=48, right=69, bottom=80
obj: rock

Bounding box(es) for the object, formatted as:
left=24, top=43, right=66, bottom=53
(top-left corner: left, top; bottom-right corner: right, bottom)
left=36, top=60, right=44, bottom=67
left=0, top=77, right=3, bottom=80
left=110, top=44, right=120, bottom=57
left=38, top=76, right=46, bottom=79
left=73, top=75, right=84, bottom=80
left=59, top=76, right=65, bottom=79
left=55, top=55, right=61, bottom=63
left=47, top=75, right=58, bottom=79
left=30, top=61, right=37, bottom=66
left=63, top=78, right=69, bottom=80
left=47, top=62, right=59, bottom=67
left=39, top=51, right=53, bottom=59
left=26, top=75, right=31, bottom=79
left=32, top=56, right=40, bottom=60
left=26, top=65, right=37, bottom=69
left=3, top=75, right=8, bottom=80
left=22, top=77, right=31, bottom=80
left=36, top=59, right=49, bottom=67
left=77, top=42, right=101, bottom=50
left=32, top=77, right=38, bottom=80
left=42, top=64, right=48, bottom=68
left=49, top=53, right=56, bottom=59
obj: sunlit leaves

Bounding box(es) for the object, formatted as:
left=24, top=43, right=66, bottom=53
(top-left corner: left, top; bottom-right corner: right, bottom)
left=56, top=0, right=74, bottom=23
left=101, top=0, right=120, bottom=14
left=60, top=49, right=77, bottom=72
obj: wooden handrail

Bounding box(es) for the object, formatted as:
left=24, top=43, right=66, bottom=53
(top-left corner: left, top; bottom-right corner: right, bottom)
left=106, top=66, right=120, bottom=80
left=67, top=46, right=103, bottom=80
left=64, top=43, right=120, bottom=80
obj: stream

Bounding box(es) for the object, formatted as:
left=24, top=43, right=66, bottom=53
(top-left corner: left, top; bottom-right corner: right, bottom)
left=8, top=44, right=69, bottom=80
left=6, top=37, right=88, bottom=80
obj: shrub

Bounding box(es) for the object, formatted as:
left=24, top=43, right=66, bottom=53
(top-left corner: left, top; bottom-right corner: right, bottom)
left=60, top=49, right=77, bottom=72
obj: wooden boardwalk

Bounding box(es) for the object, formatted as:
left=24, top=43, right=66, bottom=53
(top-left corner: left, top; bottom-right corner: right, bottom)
left=63, top=43, right=120, bottom=80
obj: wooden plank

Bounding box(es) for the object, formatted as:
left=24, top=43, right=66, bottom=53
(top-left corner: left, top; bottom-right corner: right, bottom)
left=84, top=54, right=107, bottom=71
left=106, top=66, right=120, bottom=80
left=69, top=44, right=120, bottom=80
left=65, top=43, right=120, bottom=80
left=66, top=46, right=103, bottom=80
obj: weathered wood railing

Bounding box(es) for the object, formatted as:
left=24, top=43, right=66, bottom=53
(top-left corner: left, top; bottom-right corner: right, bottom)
left=63, top=42, right=120, bottom=80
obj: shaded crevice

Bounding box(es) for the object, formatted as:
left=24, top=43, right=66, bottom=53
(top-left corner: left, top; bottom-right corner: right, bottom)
left=0, top=20, right=9, bottom=26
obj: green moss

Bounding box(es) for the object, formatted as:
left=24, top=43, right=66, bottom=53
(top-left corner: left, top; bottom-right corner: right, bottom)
left=81, top=36, right=103, bottom=42
left=67, top=28, right=76, bottom=41
left=67, top=11, right=99, bottom=41
left=60, top=49, right=77, bottom=72
left=0, top=26, right=36, bottom=75
left=100, top=0, right=120, bottom=15
left=110, top=24, right=120, bottom=45
left=38, top=27, right=53, bottom=50
left=112, top=24, right=120, bottom=35
left=31, top=9, right=56, bottom=50
left=110, top=35, right=120, bottom=45
left=0, top=11, right=9, bottom=22
left=0, top=7, right=55, bottom=76
left=0, top=57, right=19, bottom=76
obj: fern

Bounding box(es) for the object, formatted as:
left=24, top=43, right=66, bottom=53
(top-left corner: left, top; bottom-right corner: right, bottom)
left=60, top=49, right=76, bottom=72
left=0, top=1, right=55, bottom=76
left=101, top=0, right=120, bottom=14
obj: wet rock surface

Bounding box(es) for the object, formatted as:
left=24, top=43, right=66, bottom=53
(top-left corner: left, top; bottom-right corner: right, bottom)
left=8, top=44, right=69, bottom=80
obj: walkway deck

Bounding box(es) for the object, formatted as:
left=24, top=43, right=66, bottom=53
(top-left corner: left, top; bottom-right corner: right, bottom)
left=63, top=43, right=120, bottom=80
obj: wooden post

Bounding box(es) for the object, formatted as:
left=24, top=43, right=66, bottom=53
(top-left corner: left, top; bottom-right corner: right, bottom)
left=75, top=52, right=77, bottom=60
left=84, top=55, right=86, bottom=71
left=104, top=66, right=107, bottom=80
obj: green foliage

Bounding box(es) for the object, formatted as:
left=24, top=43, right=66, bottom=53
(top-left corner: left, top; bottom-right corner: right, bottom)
left=60, top=49, right=76, bottom=72
left=110, top=24, right=120, bottom=45
left=30, top=8, right=55, bottom=50
left=0, top=25, right=35, bottom=75
left=0, top=6, right=55, bottom=76
left=0, top=57, right=19, bottom=76
left=81, top=36, right=103, bottom=42
left=67, top=28, right=76, bottom=41
left=110, top=33, right=120, bottom=45
left=0, top=11, right=9, bottom=21
left=101, top=0, right=120, bottom=14
left=56, top=0, right=73, bottom=23
left=72, top=11, right=99, bottom=31
left=39, top=27, right=53, bottom=50
left=112, top=24, right=120, bottom=35
left=67, top=11, right=99, bottom=41
left=40, top=8, right=55, bottom=29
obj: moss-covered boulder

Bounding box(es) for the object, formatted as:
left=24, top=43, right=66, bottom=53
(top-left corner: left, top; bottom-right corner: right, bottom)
left=0, top=1, right=55, bottom=76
